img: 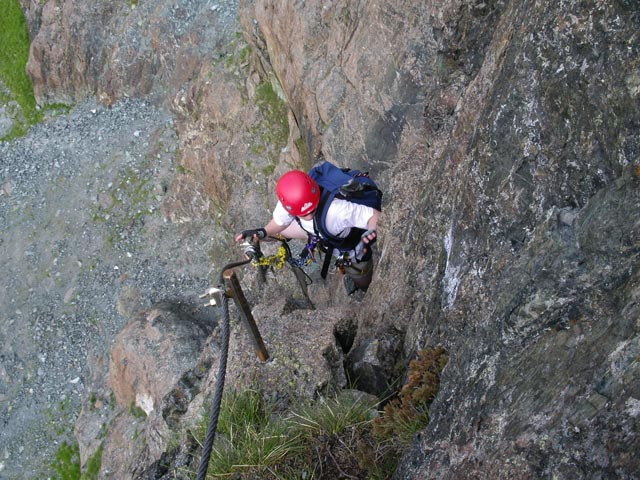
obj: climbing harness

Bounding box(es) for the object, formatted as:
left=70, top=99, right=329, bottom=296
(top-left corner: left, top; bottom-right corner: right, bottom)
left=298, top=235, right=319, bottom=266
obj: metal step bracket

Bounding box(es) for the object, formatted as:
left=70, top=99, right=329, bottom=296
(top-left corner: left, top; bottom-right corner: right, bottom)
left=200, top=286, right=225, bottom=306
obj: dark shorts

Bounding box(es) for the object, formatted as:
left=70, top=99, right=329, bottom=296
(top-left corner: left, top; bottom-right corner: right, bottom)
left=343, top=256, right=373, bottom=289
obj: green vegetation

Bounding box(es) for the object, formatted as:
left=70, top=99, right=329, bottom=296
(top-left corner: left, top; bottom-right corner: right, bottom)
left=196, top=389, right=306, bottom=477
left=83, top=443, right=103, bottom=479
left=195, top=347, right=448, bottom=479
left=254, top=81, right=289, bottom=148
left=51, top=442, right=81, bottom=480
left=294, top=136, right=308, bottom=166
left=290, top=393, right=376, bottom=436
left=51, top=441, right=103, bottom=480
left=224, top=43, right=252, bottom=71
left=196, top=390, right=372, bottom=479
left=249, top=80, right=289, bottom=170
left=0, top=0, right=41, bottom=139
left=175, top=164, right=194, bottom=175
left=129, top=401, right=148, bottom=419
left=44, top=398, right=77, bottom=437
left=0, top=0, right=73, bottom=140
left=90, top=164, right=157, bottom=248
left=215, top=33, right=291, bottom=171
left=215, top=32, right=251, bottom=74
left=45, top=398, right=85, bottom=479
left=287, top=392, right=397, bottom=480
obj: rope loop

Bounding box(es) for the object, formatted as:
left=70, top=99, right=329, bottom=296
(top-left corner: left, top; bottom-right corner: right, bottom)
left=252, top=245, right=288, bottom=269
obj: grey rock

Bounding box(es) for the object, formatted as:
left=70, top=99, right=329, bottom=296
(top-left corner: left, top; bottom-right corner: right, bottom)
left=3, top=0, right=639, bottom=478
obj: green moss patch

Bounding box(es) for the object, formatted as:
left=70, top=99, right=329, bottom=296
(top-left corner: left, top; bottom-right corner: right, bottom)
left=51, top=442, right=81, bottom=480
left=0, top=0, right=42, bottom=140
left=51, top=441, right=103, bottom=480
left=248, top=80, right=289, bottom=170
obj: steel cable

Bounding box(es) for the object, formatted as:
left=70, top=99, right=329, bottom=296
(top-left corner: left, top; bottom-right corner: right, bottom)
left=196, top=258, right=251, bottom=480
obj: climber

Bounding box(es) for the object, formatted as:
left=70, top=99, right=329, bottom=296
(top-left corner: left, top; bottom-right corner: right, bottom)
left=235, top=160, right=381, bottom=294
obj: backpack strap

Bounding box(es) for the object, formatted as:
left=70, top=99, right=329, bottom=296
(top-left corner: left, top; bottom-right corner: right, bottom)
left=313, top=188, right=342, bottom=244
left=319, top=241, right=333, bottom=279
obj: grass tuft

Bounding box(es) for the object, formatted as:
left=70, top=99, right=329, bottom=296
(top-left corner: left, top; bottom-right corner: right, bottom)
left=289, top=392, right=375, bottom=438
left=194, top=389, right=400, bottom=479
left=196, top=389, right=306, bottom=477
left=193, top=348, right=447, bottom=478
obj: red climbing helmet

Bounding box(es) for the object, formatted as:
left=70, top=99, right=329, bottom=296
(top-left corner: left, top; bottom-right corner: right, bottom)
left=275, top=170, right=320, bottom=216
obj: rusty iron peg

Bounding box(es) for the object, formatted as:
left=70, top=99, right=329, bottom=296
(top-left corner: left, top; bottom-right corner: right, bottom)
left=222, top=269, right=270, bottom=362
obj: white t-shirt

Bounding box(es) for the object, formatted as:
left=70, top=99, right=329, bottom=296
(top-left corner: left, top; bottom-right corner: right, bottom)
left=272, top=198, right=374, bottom=238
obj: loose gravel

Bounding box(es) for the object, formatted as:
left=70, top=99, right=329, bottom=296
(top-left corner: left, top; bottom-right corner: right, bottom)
left=0, top=98, right=220, bottom=478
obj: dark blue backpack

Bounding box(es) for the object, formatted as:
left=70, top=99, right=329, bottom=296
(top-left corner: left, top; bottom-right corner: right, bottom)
left=308, top=160, right=383, bottom=246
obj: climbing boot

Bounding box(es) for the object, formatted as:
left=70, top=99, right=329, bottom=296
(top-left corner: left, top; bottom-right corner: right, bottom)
left=343, top=276, right=358, bottom=295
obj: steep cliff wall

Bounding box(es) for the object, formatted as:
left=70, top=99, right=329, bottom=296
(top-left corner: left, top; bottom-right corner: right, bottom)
left=15, top=0, right=640, bottom=478
left=238, top=2, right=639, bottom=475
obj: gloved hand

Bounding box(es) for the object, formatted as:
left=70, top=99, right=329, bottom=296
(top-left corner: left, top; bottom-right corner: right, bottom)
left=355, top=229, right=377, bottom=260
left=236, top=228, right=267, bottom=242
left=360, top=229, right=377, bottom=246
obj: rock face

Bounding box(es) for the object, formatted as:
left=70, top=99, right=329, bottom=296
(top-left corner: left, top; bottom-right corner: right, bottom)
left=20, top=0, right=240, bottom=106
left=15, top=0, right=640, bottom=478
left=239, top=4, right=640, bottom=475
left=77, top=302, right=216, bottom=476
left=107, top=303, right=214, bottom=415
left=239, top=0, right=430, bottom=171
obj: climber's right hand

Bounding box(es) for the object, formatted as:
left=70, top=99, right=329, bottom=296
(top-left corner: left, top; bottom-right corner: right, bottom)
left=355, top=229, right=377, bottom=260
left=235, top=228, right=267, bottom=242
